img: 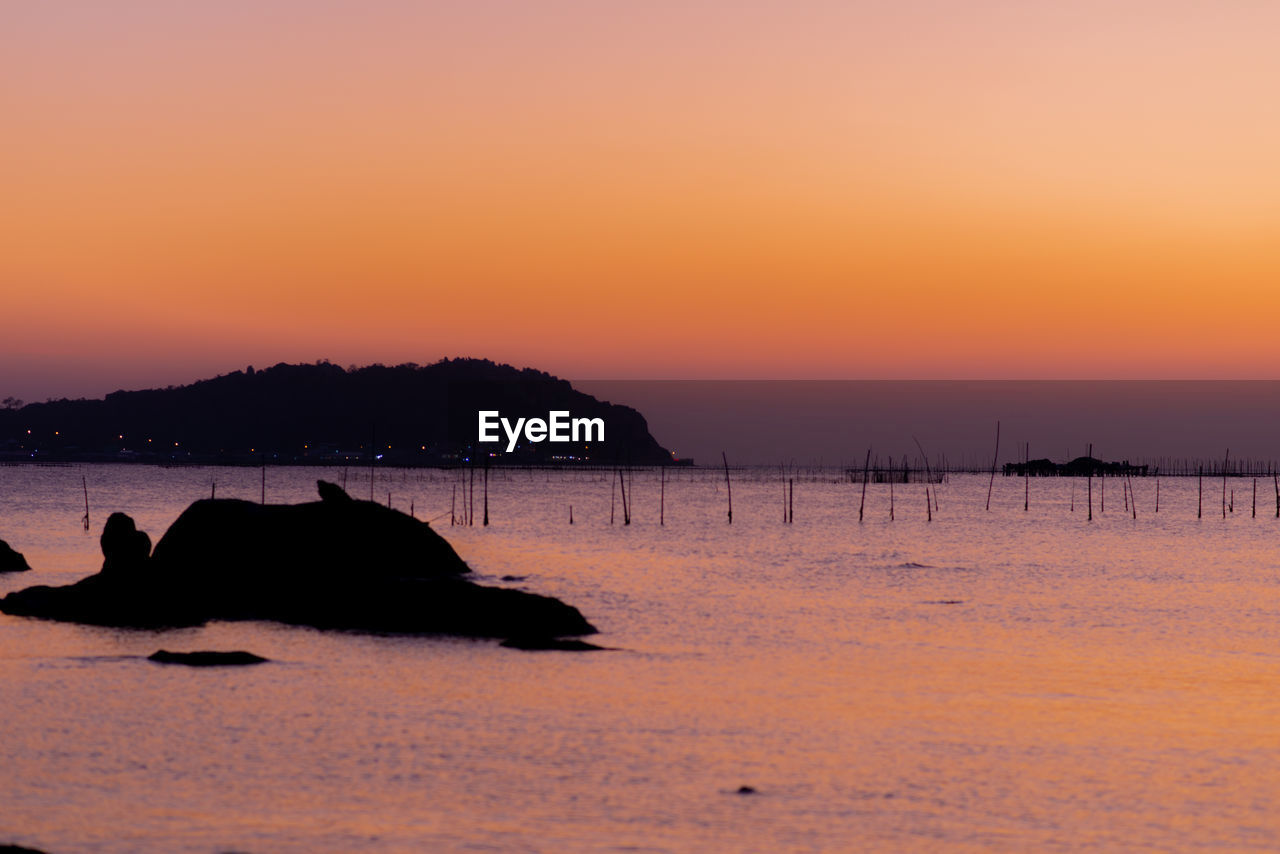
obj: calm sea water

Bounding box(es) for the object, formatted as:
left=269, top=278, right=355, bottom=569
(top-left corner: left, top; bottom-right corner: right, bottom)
left=3, top=464, right=1280, bottom=853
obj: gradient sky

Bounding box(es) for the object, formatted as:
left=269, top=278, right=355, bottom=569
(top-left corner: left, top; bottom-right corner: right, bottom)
left=5, top=1, right=1280, bottom=401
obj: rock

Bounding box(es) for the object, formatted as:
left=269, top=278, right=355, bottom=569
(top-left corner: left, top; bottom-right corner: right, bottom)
left=0, top=539, right=30, bottom=573
left=148, top=650, right=269, bottom=666
left=0, top=481, right=596, bottom=641
left=0, top=844, right=51, bottom=854
left=100, top=512, right=151, bottom=576
left=500, top=636, right=606, bottom=651
left=735, top=786, right=757, bottom=795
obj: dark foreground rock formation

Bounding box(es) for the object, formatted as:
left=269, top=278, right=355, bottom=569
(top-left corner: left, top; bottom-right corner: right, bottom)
left=148, top=650, right=269, bottom=666
left=0, top=481, right=596, bottom=640
left=0, top=539, right=30, bottom=572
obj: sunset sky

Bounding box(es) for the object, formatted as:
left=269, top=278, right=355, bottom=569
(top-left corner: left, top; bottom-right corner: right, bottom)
left=5, top=1, right=1280, bottom=401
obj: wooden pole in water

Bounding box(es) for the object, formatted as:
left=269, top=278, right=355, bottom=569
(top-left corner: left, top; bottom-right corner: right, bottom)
left=82, top=475, right=90, bottom=531
left=211, top=479, right=216, bottom=500
left=569, top=504, right=574, bottom=525
left=1070, top=478, right=1075, bottom=513
left=1087, top=443, right=1093, bottom=522
left=859, top=448, right=871, bottom=523
left=1223, top=449, right=1230, bottom=519
left=986, top=421, right=1000, bottom=511
left=483, top=462, right=489, bottom=527
left=913, top=435, right=938, bottom=513
left=722, top=451, right=733, bottom=524
left=1198, top=466, right=1203, bottom=519
left=1155, top=477, right=1159, bottom=513
left=451, top=483, right=456, bottom=525
left=468, top=462, right=475, bottom=526
left=1253, top=478, right=1257, bottom=518
left=890, top=478, right=895, bottom=521
left=610, top=470, right=616, bottom=525
left=789, top=477, right=794, bottom=523
left=926, top=487, right=932, bottom=522
left=1024, top=441, right=1029, bottom=511
left=1128, top=474, right=1136, bottom=519
left=1274, top=471, right=1278, bottom=518
left=619, top=467, right=631, bottom=525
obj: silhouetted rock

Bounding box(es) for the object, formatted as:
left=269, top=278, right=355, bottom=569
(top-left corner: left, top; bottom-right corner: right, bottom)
left=148, top=650, right=268, bottom=666
left=735, top=786, right=757, bottom=795
left=100, top=512, right=151, bottom=576
left=0, top=539, right=30, bottom=573
left=500, top=636, right=606, bottom=651
left=0, top=481, right=596, bottom=640
left=0, top=844, right=50, bottom=854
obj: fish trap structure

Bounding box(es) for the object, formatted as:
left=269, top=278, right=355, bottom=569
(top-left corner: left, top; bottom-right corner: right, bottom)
left=1002, top=457, right=1150, bottom=477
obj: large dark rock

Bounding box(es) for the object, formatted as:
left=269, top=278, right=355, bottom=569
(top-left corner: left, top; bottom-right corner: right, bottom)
left=0, top=481, right=596, bottom=639
left=0, top=539, right=30, bottom=573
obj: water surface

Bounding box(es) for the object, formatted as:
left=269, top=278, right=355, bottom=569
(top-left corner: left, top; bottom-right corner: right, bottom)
left=2, top=465, right=1279, bottom=852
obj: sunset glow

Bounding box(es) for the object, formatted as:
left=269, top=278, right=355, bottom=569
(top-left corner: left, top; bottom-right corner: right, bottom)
left=6, top=1, right=1280, bottom=399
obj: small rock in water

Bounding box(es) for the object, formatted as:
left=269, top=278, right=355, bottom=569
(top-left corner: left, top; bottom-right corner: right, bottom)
left=148, top=650, right=269, bottom=667
left=735, top=785, right=757, bottom=795
left=500, top=636, right=605, bottom=651
left=0, top=539, right=31, bottom=573
left=500, top=575, right=527, bottom=582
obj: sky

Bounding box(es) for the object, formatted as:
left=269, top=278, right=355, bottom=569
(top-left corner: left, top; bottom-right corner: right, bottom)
left=5, top=1, right=1280, bottom=403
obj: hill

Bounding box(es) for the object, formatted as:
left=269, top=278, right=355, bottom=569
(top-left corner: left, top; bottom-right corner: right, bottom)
left=0, top=359, right=678, bottom=466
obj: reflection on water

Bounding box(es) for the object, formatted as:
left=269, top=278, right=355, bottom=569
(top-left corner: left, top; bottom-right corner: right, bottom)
left=3, top=464, right=1280, bottom=852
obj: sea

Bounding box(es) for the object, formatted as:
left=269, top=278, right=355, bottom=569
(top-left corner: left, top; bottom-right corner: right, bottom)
left=3, top=463, right=1280, bottom=853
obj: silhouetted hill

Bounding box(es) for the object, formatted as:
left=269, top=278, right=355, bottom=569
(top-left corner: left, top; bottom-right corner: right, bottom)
left=0, top=359, right=678, bottom=466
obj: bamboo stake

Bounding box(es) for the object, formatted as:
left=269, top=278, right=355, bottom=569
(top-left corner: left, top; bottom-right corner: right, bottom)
left=619, top=467, right=631, bottom=525
left=789, top=478, right=794, bottom=523
left=1087, top=443, right=1093, bottom=522
left=986, top=421, right=1000, bottom=511
left=82, top=476, right=90, bottom=531
left=859, top=448, right=871, bottom=523
left=722, top=452, right=733, bottom=524
left=925, top=487, right=932, bottom=522
left=1253, top=478, right=1257, bottom=518
left=913, top=436, right=938, bottom=513
left=1198, top=466, right=1203, bottom=519
left=1155, top=477, right=1159, bottom=514
left=1223, top=449, right=1230, bottom=519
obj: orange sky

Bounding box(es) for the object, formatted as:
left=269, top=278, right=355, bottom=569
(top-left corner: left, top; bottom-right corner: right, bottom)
left=4, top=1, right=1280, bottom=400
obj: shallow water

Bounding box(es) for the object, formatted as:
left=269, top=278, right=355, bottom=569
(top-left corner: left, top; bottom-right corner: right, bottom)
left=3, top=464, right=1280, bottom=852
